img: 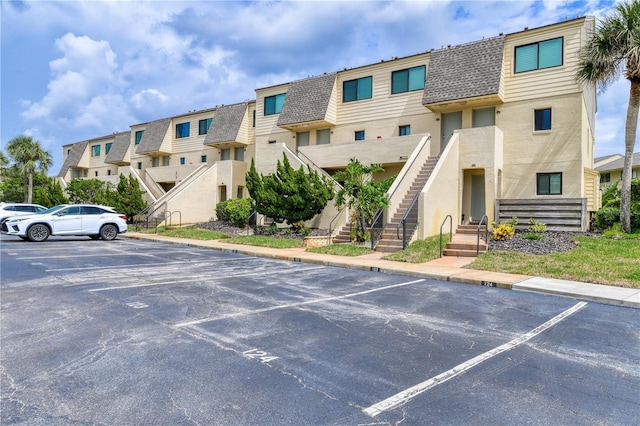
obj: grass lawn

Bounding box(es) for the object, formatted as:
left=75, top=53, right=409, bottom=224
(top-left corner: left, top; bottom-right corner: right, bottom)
left=159, top=226, right=229, bottom=240
left=307, top=244, right=373, bottom=256
left=225, top=235, right=304, bottom=248
left=382, top=234, right=448, bottom=263
left=470, top=236, right=640, bottom=288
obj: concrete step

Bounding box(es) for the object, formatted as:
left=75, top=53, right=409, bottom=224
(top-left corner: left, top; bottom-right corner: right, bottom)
left=443, top=248, right=484, bottom=257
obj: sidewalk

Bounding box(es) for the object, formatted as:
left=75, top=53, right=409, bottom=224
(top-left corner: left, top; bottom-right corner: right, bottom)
left=123, top=232, right=640, bottom=309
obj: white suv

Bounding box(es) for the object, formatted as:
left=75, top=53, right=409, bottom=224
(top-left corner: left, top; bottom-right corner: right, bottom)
left=0, top=203, right=47, bottom=230
left=3, top=204, right=128, bottom=242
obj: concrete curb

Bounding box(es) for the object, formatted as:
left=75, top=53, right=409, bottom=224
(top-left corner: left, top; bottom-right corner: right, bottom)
left=121, top=233, right=640, bottom=309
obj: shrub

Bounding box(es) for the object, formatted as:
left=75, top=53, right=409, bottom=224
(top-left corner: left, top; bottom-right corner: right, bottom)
left=592, top=206, right=621, bottom=230
left=527, top=218, right=547, bottom=233
left=215, top=198, right=253, bottom=228
left=491, top=217, right=517, bottom=241
left=523, top=233, right=543, bottom=240
left=215, top=200, right=229, bottom=222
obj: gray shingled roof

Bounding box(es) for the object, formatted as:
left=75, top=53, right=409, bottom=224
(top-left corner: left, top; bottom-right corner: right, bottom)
left=277, top=73, right=336, bottom=126
left=204, top=102, right=247, bottom=144
left=595, top=152, right=640, bottom=172
left=136, top=118, right=171, bottom=154
left=104, top=131, right=131, bottom=164
left=423, top=36, right=505, bottom=105
left=57, top=141, right=89, bottom=177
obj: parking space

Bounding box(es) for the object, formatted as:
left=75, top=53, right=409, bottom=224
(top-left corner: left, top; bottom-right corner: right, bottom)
left=1, top=235, right=639, bottom=424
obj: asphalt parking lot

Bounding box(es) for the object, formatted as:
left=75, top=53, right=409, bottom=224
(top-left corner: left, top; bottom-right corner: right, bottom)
left=1, top=235, right=639, bottom=425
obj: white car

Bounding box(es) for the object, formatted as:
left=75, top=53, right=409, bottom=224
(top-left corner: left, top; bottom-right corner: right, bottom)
left=0, top=203, right=47, bottom=230
left=3, top=204, right=128, bottom=242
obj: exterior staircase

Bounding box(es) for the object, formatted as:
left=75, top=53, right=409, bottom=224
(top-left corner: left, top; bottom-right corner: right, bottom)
left=332, top=223, right=352, bottom=244
left=375, top=156, right=439, bottom=252
left=443, top=224, right=488, bottom=257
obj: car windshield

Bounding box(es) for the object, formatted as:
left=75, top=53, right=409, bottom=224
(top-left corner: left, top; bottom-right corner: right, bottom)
left=40, top=205, right=68, bottom=215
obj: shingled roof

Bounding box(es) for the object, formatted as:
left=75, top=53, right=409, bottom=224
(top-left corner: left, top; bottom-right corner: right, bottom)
left=595, top=152, right=640, bottom=172
left=135, top=118, right=171, bottom=154
left=204, top=103, right=246, bottom=145
left=277, top=73, right=336, bottom=127
left=104, top=131, right=131, bottom=164
left=423, top=36, right=505, bottom=105
left=57, top=141, right=89, bottom=177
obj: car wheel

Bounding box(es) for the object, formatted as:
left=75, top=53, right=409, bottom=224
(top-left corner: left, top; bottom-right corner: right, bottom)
left=100, top=224, right=118, bottom=240
left=27, top=224, right=50, bottom=242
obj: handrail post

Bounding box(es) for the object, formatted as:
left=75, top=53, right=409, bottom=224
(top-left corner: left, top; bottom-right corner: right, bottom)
left=477, top=215, right=488, bottom=256
left=439, top=215, right=453, bottom=258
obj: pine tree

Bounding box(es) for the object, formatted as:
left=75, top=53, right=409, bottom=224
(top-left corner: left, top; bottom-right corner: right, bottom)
left=246, top=153, right=334, bottom=225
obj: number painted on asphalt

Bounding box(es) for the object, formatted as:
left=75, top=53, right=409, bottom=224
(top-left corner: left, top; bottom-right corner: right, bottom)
left=242, top=348, right=279, bottom=363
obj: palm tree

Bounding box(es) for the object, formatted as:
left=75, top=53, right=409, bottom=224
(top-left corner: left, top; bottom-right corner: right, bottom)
left=577, top=0, right=640, bottom=233
left=6, top=135, right=53, bottom=203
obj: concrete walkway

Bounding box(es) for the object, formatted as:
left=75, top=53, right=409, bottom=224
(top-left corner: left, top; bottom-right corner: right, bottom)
left=123, top=232, right=640, bottom=309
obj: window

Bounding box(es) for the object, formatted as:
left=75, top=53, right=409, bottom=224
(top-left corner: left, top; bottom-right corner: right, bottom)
left=237, top=186, right=244, bottom=199
left=296, top=131, right=310, bottom=147
left=515, top=37, right=563, bottom=73
left=355, top=130, right=365, bottom=141
left=91, top=145, right=100, bottom=156
left=162, top=156, right=170, bottom=166
left=252, top=110, right=256, bottom=127
left=105, top=143, right=112, bottom=154
left=107, top=170, right=112, bottom=176
left=534, top=108, right=552, bottom=131
left=220, top=148, right=230, bottom=160
left=201, top=155, right=207, bottom=163
left=94, top=171, right=98, bottom=177
left=234, top=147, right=245, bottom=161
left=343, top=76, right=372, bottom=102
left=83, top=170, right=88, bottom=178
left=176, top=122, right=190, bottom=138
left=317, top=129, right=331, bottom=145
left=391, top=66, right=425, bottom=94
left=634, top=170, right=638, bottom=179
left=264, top=93, right=286, bottom=115
left=472, top=107, right=495, bottom=127
left=268, top=140, right=277, bottom=144
left=137, top=162, right=142, bottom=170
left=152, top=157, right=159, bottom=167
left=600, top=173, right=610, bottom=183
left=537, top=172, right=562, bottom=195
left=199, top=118, right=212, bottom=135
left=135, top=130, right=144, bottom=145
left=180, top=157, right=186, bottom=165
left=399, top=125, right=411, bottom=136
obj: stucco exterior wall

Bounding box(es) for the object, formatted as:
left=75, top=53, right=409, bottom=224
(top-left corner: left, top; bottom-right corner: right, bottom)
left=418, top=134, right=460, bottom=238
left=498, top=93, right=585, bottom=199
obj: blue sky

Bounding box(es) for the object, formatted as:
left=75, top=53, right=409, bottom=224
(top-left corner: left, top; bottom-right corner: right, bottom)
left=1, top=0, right=633, bottom=175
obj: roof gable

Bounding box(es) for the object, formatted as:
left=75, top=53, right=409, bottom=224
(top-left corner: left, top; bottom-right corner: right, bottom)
left=57, top=141, right=89, bottom=177
left=423, top=36, right=504, bottom=105
left=204, top=103, right=247, bottom=144
left=277, top=73, right=336, bottom=126
left=104, top=131, right=131, bottom=164
left=136, top=118, right=171, bottom=154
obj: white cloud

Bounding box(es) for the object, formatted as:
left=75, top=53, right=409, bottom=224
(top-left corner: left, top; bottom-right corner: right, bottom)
left=131, top=89, right=169, bottom=110
left=20, top=33, right=122, bottom=125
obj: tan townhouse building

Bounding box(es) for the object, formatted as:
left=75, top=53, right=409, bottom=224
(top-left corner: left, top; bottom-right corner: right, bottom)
left=58, top=16, right=599, bottom=252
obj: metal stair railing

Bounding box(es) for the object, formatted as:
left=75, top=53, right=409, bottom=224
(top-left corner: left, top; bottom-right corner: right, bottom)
left=369, top=207, right=385, bottom=250
left=396, top=190, right=421, bottom=250
left=439, top=215, right=453, bottom=258
left=328, top=206, right=347, bottom=238
left=476, top=215, right=489, bottom=256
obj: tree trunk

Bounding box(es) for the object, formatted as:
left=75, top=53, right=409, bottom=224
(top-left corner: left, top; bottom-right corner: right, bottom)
left=621, top=78, right=639, bottom=233
left=27, top=172, right=33, bottom=204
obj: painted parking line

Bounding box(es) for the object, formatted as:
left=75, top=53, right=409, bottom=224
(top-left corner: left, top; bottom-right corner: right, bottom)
left=45, top=257, right=247, bottom=272
left=175, top=278, right=426, bottom=327
left=363, top=301, right=588, bottom=417
left=89, top=265, right=326, bottom=292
